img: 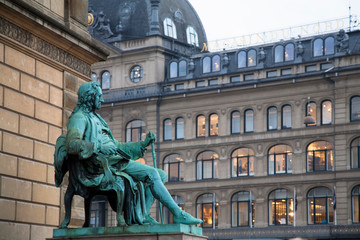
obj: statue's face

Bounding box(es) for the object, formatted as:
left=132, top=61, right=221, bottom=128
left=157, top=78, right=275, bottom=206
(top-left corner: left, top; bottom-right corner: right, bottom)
left=94, top=87, right=104, bottom=110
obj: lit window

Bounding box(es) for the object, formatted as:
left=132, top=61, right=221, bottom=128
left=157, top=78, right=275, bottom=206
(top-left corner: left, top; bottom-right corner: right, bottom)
left=186, top=26, right=199, bottom=46
left=321, top=100, right=332, bottom=125
left=163, top=196, right=184, bottom=224
left=281, top=105, right=292, bottom=129
left=196, top=115, right=206, bottom=137
left=351, top=137, right=360, bottom=169
left=268, top=144, right=292, bottom=175
left=231, top=148, right=254, bottom=177
left=244, top=109, right=254, bottom=133
left=175, top=117, right=184, bottom=140
left=313, top=37, right=335, bottom=57
left=91, top=72, right=97, bottom=82
left=196, top=151, right=219, bottom=180
left=248, top=49, right=257, bottom=67
left=324, top=37, right=335, bottom=55
left=274, top=45, right=284, bottom=63
left=307, top=187, right=334, bottom=224
left=163, top=18, right=177, bottom=39
left=126, top=120, right=146, bottom=142
left=101, top=71, right=111, bottom=90
left=202, top=57, right=211, bottom=73
left=170, top=62, right=178, bottom=78
left=163, top=154, right=184, bottom=182
left=130, top=65, right=143, bottom=83
left=267, top=106, right=277, bottom=131
left=350, top=96, right=360, bottom=122
left=269, top=189, right=294, bottom=225
left=197, top=194, right=218, bottom=228
left=307, top=141, right=333, bottom=172
left=163, top=118, right=172, bottom=141
left=231, top=111, right=240, bottom=134
left=285, top=43, right=295, bottom=61
left=209, top=113, right=218, bottom=136
left=306, top=102, right=317, bottom=126
left=231, top=191, right=255, bottom=227
left=237, top=51, right=246, bottom=68
left=352, top=185, right=360, bottom=223
left=179, top=60, right=187, bottom=77
left=212, top=55, right=220, bottom=72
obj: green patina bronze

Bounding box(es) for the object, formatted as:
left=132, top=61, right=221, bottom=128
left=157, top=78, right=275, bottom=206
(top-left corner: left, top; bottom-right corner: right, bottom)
left=54, top=82, right=202, bottom=231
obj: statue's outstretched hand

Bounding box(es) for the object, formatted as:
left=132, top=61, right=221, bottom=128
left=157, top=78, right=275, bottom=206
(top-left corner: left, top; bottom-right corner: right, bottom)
left=144, top=131, right=156, bottom=147
left=99, top=143, right=117, bottom=155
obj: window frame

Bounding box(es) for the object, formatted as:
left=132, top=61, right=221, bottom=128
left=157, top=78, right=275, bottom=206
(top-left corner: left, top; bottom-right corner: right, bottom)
left=281, top=105, right=292, bottom=129
left=163, top=154, right=184, bottom=182
left=196, top=115, right=206, bottom=138
left=268, top=144, right=293, bottom=175
left=126, top=120, right=146, bottom=142
left=267, top=106, right=278, bottom=131
left=237, top=49, right=257, bottom=68
left=163, top=17, right=177, bottom=39
left=352, top=185, right=360, bottom=223
left=196, top=193, right=219, bottom=228
left=307, top=187, right=334, bottom=224
left=351, top=137, right=360, bottom=169
left=244, top=109, right=254, bottom=133
left=268, top=189, right=294, bottom=226
left=231, top=148, right=255, bottom=177
left=306, top=141, right=333, bottom=172
left=209, top=113, right=219, bottom=137
left=305, top=101, right=317, bottom=127
left=101, top=70, right=111, bottom=90
left=231, top=111, right=241, bottom=134
left=175, top=117, right=184, bottom=140
left=196, top=151, right=219, bottom=180
left=163, top=118, right=172, bottom=141
left=350, top=96, right=360, bottom=122
left=321, top=100, right=332, bottom=125
left=231, top=191, right=255, bottom=227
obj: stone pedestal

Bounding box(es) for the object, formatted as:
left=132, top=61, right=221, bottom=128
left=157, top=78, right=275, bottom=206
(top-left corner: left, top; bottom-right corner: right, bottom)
left=48, top=224, right=207, bottom=240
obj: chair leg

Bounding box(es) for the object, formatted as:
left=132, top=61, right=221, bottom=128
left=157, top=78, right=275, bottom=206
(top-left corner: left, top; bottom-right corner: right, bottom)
left=60, top=184, right=75, bottom=229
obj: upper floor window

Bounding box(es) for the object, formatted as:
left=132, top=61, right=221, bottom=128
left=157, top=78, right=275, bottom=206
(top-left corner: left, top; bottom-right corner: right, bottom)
left=196, top=115, right=206, bottom=137
left=186, top=26, right=199, bottom=47
left=324, top=37, right=335, bottom=55
left=281, top=105, right=292, bottom=129
left=285, top=43, right=295, bottom=61
left=351, top=137, right=360, bottom=169
left=313, top=37, right=335, bottom=57
left=321, top=100, right=332, bottom=125
left=90, top=195, right=109, bottom=227
left=175, top=117, right=184, bottom=140
left=170, top=62, right=178, bottom=78
left=164, top=195, right=184, bottom=224
left=196, top=151, right=219, bottom=180
left=179, top=60, right=187, bottom=77
left=350, top=96, right=360, bottom=122
left=126, top=120, right=146, bottom=142
left=163, top=154, right=184, bottom=182
left=91, top=72, right=97, bottom=82
left=269, top=189, right=294, bottom=225
left=268, top=144, right=292, bottom=175
left=169, top=60, right=187, bottom=79
left=307, top=187, right=334, bottom=224
left=244, top=109, right=254, bottom=133
left=274, top=45, right=284, bottom=63
left=307, top=141, right=333, bottom=172
left=352, top=185, right=360, bottom=223
left=197, top=193, right=218, bottom=228
left=231, top=148, right=254, bottom=177
left=231, top=191, right=255, bottom=227
left=202, top=56, right=211, bottom=73
left=163, top=18, right=177, bottom=39
left=212, top=55, right=220, bottom=72
left=163, top=118, right=172, bottom=141
left=209, top=113, right=218, bottom=136
left=101, top=71, right=111, bottom=90
left=306, top=102, right=317, bottom=126
left=237, top=49, right=257, bottom=68
left=231, top=111, right=240, bottom=134
left=267, top=106, right=278, bottom=131
left=130, top=65, right=143, bottom=83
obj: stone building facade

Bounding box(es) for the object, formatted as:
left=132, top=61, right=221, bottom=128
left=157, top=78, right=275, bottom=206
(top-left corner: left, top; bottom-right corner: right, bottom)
left=0, top=1, right=107, bottom=239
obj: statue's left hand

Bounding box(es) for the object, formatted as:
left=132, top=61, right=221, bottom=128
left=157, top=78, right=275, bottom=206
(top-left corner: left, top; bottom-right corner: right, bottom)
left=144, top=131, right=156, bottom=146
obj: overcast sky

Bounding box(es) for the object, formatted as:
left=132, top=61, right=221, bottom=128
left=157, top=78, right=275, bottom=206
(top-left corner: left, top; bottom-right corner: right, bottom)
left=188, top=0, right=360, bottom=42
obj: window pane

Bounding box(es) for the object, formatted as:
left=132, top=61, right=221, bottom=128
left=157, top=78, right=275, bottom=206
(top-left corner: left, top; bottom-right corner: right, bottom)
left=268, top=107, right=277, bottom=130
left=186, top=26, right=198, bottom=46
left=270, top=200, right=276, bottom=225
left=176, top=117, right=184, bottom=139
left=275, top=45, right=284, bottom=63
left=269, top=155, right=275, bottom=175
left=351, top=138, right=360, bottom=168
left=245, top=110, right=254, bottom=132
left=285, top=43, right=295, bottom=61
left=324, top=37, right=335, bottom=55
left=275, top=154, right=286, bottom=173
left=322, top=101, right=332, bottom=124
left=126, top=120, right=145, bottom=142
left=353, top=195, right=360, bottom=223
left=238, top=202, right=249, bottom=226
left=314, top=151, right=326, bottom=171
left=203, top=160, right=212, bottom=179
left=315, top=198, right=327, bottom=223
left=313, top=39, right=323, bottom=57
left=238, top=51, right=246, bottom=68
left=163, top=119, right=172, bottom=140
left=203, top=57, right=211, bottom=73
left=212, top=55, right=220, bottom=72
left=282, top=105, right=292, bottom=129
left=231, top=158, right=237, bottom=177
left=91, top=72, right=97, bottom=82
left=197, top=160, right=202, bottom=180
left=306, top=102, right=317, bottom=126
left=203, top=203, right=213, bottom=227
left=351, top=96, right=360, bottom=121
left=179, top=60, right=187, bottom=77
left=164, top=18, right=177, bottom=38
left=248, top=50, right=256, bottom=67
left=209, top=114, right=218, bottom=136
left=275, top=200, right=287, bottom=224
left=232, top=202, right=238, bottom=227
left=197, top=115, right=206, bottom=137
left=101, top=71, right=110, bottom=90
left=231, top=111, right=240, bottom=134
left=170, top=62, right=178, bottom=78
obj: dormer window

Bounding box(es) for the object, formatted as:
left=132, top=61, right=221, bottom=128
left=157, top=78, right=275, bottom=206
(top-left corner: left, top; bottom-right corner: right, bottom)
left=169, top=60, right=187, bottom=78
left=202, top=55, right=220, bottom=73
left=163, top=18, right=177, bottom=39
left=313, top=37, right=335, bottom=57
left=186, top=26, right=199, bottom=46
left=238, top=49, right=257, bottom=68
left=275, top=43, right=294, bottom=63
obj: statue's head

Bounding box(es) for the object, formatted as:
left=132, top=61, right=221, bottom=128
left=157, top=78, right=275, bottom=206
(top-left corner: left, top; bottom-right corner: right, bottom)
left=76, top=82, right=104, bottom=112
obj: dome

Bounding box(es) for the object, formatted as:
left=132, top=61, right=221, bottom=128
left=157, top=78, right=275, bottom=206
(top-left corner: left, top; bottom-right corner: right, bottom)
left=88, top=0, right=207, bottom=47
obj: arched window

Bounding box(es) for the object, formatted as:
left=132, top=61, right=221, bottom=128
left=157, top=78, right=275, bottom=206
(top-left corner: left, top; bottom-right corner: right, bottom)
left=163, top=118, right=172, bottom=141
left=231, top=191, right=255, bottom=227
left=231, top=148, right=254, bottom=177
left=237, top=51, right=246, bottom=68
left=268, top=144, right=292, bottom=175
left=267, top=106, right=277, bottom=131
left=186, top=26, right=199, bottom=46
left=91, top=72, right=97, bottom=82
left=274, top=45, right=284, bottom=63
left=321, top=100, right=332, bottom=125
left=350, top=96, right=360, bottom=122
left=126, top=120, right=146, bottom=142
left=307, top=141, right=333, bottom=172
left=324, top=37, right=335, bottom=55
left=164, top=195, right=184, bottom=224
left=163, top=154, right=184, bottom=182
left=306, top=102, right=317, bottom=126
left=196, top=151, right=219, bottom=180
left=351, top=137, right=360, bottom=169
left=352, top=185, right=360, bottom=223
left=179, top=60, right=187, bottom=77
left=209, top=113, right=218, bottom=136
left=313, top=38, right=323, bottom=57
left=244, top=109, right=254, bottom=133
left=281, top=105, right=292, bottom=129
left=285, top=43, right=295, bottom=61
left=175, top=117, right=184, bottom=140
left=90, top=195, right=108, bottom=227
left=269, top=189, right=294, bottom=225
left=203, top=56, right=211, bottom=73
left=231, top=111, right=241, bottom=134
left=212, top=55, right=220, bottom=72
left=163, top=18, right=177, bottom=39
left=170, top=62, right=178, bottom=78
left=247, top=49, right=257, bottom=67
left=196, top=115, right=206, bottom=137
left=101, top=71, right=111, bottom=90
left=197, top=193, right=218, bottom=228
left=307, top=187, right=334, bottom=224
